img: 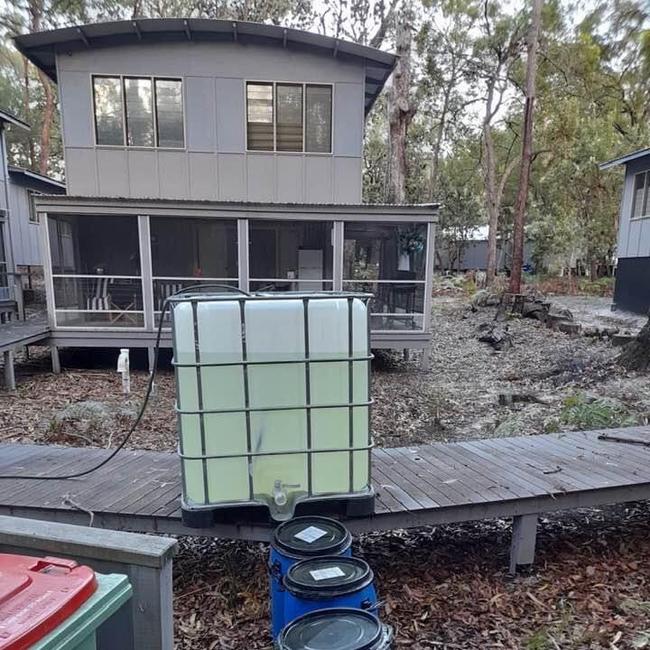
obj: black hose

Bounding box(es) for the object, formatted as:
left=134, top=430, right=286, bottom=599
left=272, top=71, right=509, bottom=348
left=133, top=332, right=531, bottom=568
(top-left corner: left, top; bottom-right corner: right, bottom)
left=0, top=283, right=250, bottom=481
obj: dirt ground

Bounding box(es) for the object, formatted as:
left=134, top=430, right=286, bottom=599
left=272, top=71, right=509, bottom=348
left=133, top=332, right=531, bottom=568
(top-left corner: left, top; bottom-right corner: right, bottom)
left=1, top=294, right=650, bottom=649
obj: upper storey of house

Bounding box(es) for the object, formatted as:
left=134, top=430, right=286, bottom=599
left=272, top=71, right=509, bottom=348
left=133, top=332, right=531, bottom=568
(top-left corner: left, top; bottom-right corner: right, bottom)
left=15, top=19, right=396, bottom=204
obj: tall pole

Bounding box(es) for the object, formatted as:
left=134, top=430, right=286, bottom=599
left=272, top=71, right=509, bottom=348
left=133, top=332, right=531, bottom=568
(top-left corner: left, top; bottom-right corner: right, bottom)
left=510, top=0, right=543, bottom=294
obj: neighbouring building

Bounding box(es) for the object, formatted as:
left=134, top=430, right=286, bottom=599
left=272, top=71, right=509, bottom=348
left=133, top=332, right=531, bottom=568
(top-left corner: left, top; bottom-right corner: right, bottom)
left=0, top=109, right=65, bottom=319
left=14, top=19, right=438, bottom=366
left=600, top=148, right=650, bottom=314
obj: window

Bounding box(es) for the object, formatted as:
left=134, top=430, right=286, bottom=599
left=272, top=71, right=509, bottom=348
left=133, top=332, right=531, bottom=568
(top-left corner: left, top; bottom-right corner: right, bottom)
left=247, top=83, right=274, bottom=151
left=276, top=84, right=303, bottom=152
left=246, top=82, right=332, bottom=153
left=155, top=79, right=184, bottom=148
left=125, top=78, right=154, bottom=147
left=305, top=85, right=332, bottom=153
left=92, top=75, right=184, bottom=149
left=28, top=191, right=41, bottom=223
left=632, top=171, right=650, bottom=219
left=93, top=77, right=124, bottom=146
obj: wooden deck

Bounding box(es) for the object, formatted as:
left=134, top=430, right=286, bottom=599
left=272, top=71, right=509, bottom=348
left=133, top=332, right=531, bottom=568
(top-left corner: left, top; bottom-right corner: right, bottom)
left=0, top=315, right=49, bottom=353
left=1, top=426, right=649, bottom=547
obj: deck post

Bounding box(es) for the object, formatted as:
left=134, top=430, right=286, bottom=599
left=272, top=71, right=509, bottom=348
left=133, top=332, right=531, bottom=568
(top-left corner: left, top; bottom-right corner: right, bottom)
left=3, top=349, right=16, bottom=390
left=509, top=513, right=538, bottom=574
left=50, top=344, right=61, bottom=374
left=147, top=345, right=155, bottom=373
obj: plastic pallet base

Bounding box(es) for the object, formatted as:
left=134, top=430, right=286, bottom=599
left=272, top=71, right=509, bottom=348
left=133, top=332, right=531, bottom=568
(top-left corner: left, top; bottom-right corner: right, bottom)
left=181, top=493, right=376, bottom=529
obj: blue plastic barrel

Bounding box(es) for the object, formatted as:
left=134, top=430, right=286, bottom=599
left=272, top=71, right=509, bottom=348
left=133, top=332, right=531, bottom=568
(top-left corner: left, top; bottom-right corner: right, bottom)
left=270, top=517, right=352, bottom=639
left=277, top=608, right=393, bottom=650
left=283, top=556, right=377, bottom=625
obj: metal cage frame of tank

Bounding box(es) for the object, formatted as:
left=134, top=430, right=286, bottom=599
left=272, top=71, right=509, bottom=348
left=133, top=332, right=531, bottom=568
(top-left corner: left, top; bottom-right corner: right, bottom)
left=169, top=290, right=374, bottom=518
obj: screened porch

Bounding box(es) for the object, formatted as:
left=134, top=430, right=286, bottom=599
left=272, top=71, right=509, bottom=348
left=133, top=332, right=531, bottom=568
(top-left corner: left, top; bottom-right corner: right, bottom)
left=40, top=199, right=437, bottom=347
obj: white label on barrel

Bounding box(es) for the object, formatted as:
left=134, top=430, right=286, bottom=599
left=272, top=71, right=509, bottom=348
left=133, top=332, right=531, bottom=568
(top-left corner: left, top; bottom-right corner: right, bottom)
left=309, top=567, right=346, bottom=581
left=294, top=526, right=327, bottom=544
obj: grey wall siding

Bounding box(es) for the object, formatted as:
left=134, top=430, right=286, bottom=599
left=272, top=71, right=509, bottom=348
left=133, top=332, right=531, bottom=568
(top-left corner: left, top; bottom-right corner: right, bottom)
left=57, top=42, right=365, bottom=203
left=7, top=181, right=40, bottom=266
left=617, top=157, right=650, bottom=260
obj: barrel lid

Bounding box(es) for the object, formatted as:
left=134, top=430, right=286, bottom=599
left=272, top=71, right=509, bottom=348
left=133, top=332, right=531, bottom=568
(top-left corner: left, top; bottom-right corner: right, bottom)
left=284, top=556, right=373, bottom=599
left=278, top=608, right=382, bottom=650
left=272, top=517, right=351, bottom=558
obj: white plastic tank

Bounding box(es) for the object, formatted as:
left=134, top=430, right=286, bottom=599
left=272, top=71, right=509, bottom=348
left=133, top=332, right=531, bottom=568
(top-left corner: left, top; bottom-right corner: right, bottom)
left=171, top=291, right=372, bottom=520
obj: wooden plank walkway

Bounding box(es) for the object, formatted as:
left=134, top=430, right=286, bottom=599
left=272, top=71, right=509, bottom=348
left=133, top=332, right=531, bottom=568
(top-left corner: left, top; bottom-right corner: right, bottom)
left=0, top=426, right=649, bottom=547
left=0, top=315, right=49, bottom=353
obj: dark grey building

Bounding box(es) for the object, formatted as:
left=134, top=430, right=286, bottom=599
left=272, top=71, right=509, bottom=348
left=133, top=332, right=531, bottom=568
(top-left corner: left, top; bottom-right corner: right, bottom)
left=601, top=148, right=650, bottom=314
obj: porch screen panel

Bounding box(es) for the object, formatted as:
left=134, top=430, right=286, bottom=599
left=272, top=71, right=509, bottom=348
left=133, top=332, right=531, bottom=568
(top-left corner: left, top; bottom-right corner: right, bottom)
left=276, top=84, right=303, bottom=152
left=125, top=78, right=154, bottom=147
left=249, top=219, right=334, bottom=292
left=247, top=83, right=274, bottom=151
left=150, top=217, right=238, bottom=323
left=93, top=77, right=124, bottom=146
left=305, top=85, right=332, bottom=153
left=343, top=222, right=428, bottom=331
left=49, top=214, right=144, bottom=328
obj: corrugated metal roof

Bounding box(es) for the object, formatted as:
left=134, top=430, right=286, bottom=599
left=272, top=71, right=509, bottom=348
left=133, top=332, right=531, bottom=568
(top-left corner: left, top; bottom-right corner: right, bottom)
left=0, top=109, right=30, bottom=131
left=14, top=19, right=397, bottom=115
left=34, top=195, right=439, bottom=221
left=8, top=165, right=66, bottom=191
left=599, top=147, right=650, bottom=170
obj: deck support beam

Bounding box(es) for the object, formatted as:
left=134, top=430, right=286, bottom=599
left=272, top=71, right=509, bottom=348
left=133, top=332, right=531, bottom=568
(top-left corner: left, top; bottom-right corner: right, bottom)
left=50, top=344, right=61, bottom=374
left=509, top=513, right=538, bottom=574
left=3, top=350, right=15, bottom=390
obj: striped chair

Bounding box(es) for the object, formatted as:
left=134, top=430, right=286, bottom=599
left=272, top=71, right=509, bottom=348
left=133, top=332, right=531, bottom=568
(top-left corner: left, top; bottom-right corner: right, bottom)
left=86, top=276, right=114, bottom=311
left=157, top=282, right=185, bottom=311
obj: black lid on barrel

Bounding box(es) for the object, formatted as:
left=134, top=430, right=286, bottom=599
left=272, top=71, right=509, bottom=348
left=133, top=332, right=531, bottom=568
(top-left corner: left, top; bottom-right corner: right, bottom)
left=272, top=517, right=352, bottom=558
left=284, top=556, right=374, bottom=599
left=278, top=608, right=383, bottom=650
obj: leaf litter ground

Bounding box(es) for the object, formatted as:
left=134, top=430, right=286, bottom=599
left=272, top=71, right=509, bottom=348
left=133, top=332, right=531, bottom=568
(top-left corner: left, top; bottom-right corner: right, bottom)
left=1, top=296, right=649, bottom=649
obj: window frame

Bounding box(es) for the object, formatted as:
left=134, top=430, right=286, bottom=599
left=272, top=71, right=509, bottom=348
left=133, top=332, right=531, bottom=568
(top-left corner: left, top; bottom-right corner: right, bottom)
left=91, top=74, right=185, bottom=150
left=28, top=190, right=41, bottom=224
left=245, top=80, right=333, bottom=155
left=631, top=170, right=650, bottom=220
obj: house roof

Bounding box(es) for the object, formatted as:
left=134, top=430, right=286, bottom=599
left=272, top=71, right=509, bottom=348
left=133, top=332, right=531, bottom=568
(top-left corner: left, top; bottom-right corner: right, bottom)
left=33, top=194, right=439, bottom=222
left=599, top=147, right=650, bottom=170
left=8, top=166, right=66, bottom=193
left=13, top=19, right=397, bottom=115
left=0, top=109, right=30, bottom=131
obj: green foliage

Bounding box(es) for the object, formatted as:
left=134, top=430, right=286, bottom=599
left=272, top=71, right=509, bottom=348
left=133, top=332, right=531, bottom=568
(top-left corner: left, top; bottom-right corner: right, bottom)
left=560, top=394, right=638, bottom=430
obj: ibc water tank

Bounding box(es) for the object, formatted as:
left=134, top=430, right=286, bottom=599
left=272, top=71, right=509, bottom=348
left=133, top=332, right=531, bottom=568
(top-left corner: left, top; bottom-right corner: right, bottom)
left=171, top=291, right=373, bottom=521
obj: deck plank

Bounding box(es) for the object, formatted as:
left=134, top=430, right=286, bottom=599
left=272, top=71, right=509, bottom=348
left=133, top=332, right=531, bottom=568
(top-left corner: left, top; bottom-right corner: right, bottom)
left=1, top=426, right=650, bottom=539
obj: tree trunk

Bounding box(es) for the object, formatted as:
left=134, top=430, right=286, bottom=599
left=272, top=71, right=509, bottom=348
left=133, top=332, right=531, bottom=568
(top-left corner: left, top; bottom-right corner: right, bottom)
left=37, top=69, right=55, bottom=176
left=509, top=0, right=543, bottom=294
left=28, top=0, right=56, bottom=176
left=387, top=8, right=415, bottom=204
left=21, top=56, right=35, bottom=169
left=483, top=74, right=499, bottom=283
left=619, top=317, right=650, bottom=371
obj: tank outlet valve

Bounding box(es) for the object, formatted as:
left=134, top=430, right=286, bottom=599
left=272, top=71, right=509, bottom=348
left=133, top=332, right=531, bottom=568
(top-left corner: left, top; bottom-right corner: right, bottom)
left=273, top=480, right=288, bottom=507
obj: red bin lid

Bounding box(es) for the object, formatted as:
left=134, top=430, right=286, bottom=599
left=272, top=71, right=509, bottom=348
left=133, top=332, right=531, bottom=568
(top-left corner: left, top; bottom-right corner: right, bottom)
left=0, top=553, right=97, bottom=649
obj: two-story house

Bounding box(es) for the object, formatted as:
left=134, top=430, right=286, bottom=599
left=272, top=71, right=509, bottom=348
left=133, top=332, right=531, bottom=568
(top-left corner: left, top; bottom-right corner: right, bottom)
left=15, top=19, right=438, bottom=368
